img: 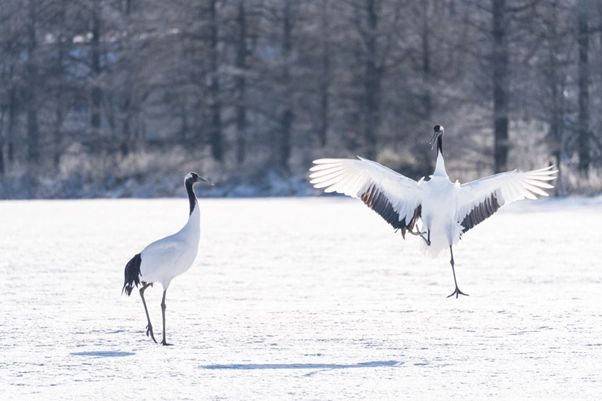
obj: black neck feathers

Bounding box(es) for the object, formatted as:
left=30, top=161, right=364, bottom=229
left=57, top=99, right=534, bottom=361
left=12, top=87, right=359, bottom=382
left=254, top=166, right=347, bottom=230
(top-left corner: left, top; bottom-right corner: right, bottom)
left=185, top=179, right=196, bottom=215
left=437, top=135, right=443, bottom=156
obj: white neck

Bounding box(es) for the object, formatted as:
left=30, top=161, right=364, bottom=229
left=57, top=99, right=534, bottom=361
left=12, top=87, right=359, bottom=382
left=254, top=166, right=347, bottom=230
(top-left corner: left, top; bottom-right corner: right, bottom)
left=433, top=150, right=448, bottom=177
left=180, top=197, right=201, bottom=239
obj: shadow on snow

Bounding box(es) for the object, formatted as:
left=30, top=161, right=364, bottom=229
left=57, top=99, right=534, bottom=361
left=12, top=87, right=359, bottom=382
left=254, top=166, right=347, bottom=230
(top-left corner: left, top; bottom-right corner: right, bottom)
left=202, top=360, right=401, bottom=376
left=71, top=351, right=135, bottom=358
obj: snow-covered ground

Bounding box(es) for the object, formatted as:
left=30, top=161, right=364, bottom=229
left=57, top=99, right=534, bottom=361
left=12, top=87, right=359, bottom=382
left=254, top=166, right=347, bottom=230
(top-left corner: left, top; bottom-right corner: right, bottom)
left=1, top=196, right=602, bottom=400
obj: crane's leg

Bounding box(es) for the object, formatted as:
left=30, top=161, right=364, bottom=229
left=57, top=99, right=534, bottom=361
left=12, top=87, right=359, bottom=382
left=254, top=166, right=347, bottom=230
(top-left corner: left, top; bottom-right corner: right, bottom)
left=139, top=282, right=157, bottom=343
left=406, top=228, right=431, bottom=246
left=160, top=289, right=172, bottom=346
left=447, top=246, right=469, bottom=299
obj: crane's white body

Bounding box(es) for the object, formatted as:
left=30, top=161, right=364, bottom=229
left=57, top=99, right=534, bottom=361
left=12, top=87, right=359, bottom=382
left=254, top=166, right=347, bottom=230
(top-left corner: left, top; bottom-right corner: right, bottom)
left=420, top=189, right=462, bottom=256
left=139, top=201, right=200, bottom=289
left=309, top=139, right=557, bottom=258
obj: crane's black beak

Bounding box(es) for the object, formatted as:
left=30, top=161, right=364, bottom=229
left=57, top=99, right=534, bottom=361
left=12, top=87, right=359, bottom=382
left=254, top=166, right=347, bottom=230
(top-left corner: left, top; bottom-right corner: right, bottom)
left=429, top=131, right=440, bottom=150
left=198, top=176, right=214, bottom=186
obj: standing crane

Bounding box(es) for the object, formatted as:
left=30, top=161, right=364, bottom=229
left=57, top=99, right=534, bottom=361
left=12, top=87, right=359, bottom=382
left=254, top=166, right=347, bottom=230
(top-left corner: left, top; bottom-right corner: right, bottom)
left=122, top=172, right=212, bottom=345
left=309, top=125, right=557, bottom=298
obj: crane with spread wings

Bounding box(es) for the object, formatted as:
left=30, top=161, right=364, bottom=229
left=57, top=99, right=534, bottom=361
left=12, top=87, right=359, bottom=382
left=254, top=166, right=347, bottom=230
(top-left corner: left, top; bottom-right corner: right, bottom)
left=309, top=125, right=557, bottom=298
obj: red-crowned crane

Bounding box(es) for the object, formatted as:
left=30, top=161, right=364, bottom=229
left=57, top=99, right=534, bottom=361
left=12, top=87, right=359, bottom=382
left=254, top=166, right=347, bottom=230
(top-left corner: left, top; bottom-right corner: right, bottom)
left=309, top=125, right=557, bottom=298
left=122, top=172, right=212, bottom=345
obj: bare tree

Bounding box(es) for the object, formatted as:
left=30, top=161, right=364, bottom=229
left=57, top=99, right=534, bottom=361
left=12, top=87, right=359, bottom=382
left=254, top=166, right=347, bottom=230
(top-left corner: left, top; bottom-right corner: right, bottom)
left=208, top=0, right=224, bottom=162
left=491, top=0, right=510, bottom=173
left=89, top=0, right=103, bottom=155
left=51, top=0, right=68, bottom=169
left=317, top=0, right=331, bottom=147
left=355, top=0, right=382, bottom=159
left=577, top=0, right=590, bottom=177
left=535, top=0, right=571, bottom=193
left=234, top=0, right=249, bottom=164
left=25, top=0, right=40, bottom=165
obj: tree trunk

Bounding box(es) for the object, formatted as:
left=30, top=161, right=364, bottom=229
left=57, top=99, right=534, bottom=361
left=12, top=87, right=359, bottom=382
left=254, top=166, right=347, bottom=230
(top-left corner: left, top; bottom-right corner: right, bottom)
left=0, top=130, right=4, bottom=175
left=121, top=97, right=131, bottom=156
left=208, top=0, right=223, bottom=162
left=53, top=0, right=67, bottom=169
left=547, top=0, right=565, bottom=195
left=420, top=0, right=434, bottom=172
left=235, top=0, right=248, bottom=164
left=363, top=0, right=381, bottom=160
left=90, top=0, right=102, bottom=155
left=492, top=0, right=509, bottom=173
left=318, top=0, right=331, bottom=147
left=7, top=76, right=16, bottom=164
left=278, top=0, right=293, bottom=171
left=577, top=0, right=590, bottom=177
left=120, top=0, right=133, bottom=157
left=0, top=109, right=4, bottom=175
left=421, top=1, right=432, bottom=122
left=26, top=0, right=40, bottom=165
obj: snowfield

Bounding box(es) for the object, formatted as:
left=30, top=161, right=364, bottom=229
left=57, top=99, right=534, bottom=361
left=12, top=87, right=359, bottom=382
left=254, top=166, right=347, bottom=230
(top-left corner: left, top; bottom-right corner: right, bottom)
left=1, top=196, right=602, bottom=400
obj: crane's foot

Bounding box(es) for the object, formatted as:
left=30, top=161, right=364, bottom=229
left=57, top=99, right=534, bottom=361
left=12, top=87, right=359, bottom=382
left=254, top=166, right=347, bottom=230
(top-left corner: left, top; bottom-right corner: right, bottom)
left=146, top=324, right=157, bottom=343
left=406, top=228, right=431, bottom=246
left=160, top=339, right=173, bottom=346
left=447, top=287, right=469, bottom=299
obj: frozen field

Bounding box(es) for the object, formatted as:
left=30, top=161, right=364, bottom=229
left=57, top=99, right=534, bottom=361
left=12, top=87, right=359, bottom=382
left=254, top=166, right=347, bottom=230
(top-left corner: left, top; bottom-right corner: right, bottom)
left=1, top=196, right=602, bottom=400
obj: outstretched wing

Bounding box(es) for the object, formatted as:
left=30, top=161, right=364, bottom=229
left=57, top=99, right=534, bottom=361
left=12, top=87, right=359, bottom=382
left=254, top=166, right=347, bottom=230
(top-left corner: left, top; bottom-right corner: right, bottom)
left=309, top=157, right=422, bottom=235
left=456, top=165, right=557, bottom=233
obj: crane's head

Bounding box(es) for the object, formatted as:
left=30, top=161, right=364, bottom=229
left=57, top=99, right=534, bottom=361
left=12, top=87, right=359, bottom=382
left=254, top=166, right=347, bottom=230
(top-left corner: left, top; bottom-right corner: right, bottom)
left=430, top=125, right=444, bottom=149
left=185, top=172, right=214, bottom=186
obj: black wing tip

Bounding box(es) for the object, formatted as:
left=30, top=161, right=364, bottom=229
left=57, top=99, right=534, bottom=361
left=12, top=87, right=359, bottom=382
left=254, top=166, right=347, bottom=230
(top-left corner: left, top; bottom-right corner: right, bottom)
left=360, top=184, right=421, bottom=235
left=461, top=193, right=500, bottom=233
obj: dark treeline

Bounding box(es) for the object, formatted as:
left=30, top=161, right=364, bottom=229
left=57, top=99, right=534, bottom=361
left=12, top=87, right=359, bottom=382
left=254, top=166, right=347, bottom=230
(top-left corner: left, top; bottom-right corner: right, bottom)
left=0, top=0, right=601, bottom=197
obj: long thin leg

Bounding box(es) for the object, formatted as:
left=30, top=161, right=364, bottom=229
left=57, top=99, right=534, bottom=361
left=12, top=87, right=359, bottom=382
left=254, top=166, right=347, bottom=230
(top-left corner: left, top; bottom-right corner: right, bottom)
left=140, top=283, right=157, bottom=343
left=160, top=289, right=172, bottom=346
left=447, top=246, right=469, bottom=299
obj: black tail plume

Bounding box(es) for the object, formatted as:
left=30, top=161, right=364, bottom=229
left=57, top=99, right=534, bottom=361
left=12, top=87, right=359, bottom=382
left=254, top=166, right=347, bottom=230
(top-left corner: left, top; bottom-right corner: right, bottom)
left=122, top=253, right=142, bottom=296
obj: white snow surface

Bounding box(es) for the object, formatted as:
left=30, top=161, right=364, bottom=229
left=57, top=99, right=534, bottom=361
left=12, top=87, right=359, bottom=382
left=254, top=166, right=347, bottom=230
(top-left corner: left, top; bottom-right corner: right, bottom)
left=1, top=196, right=602, bottom=400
